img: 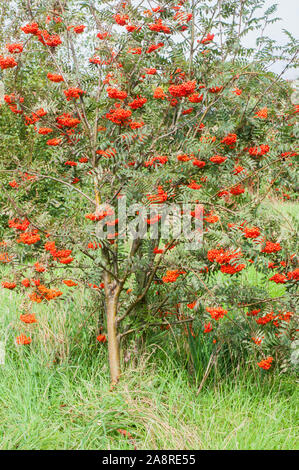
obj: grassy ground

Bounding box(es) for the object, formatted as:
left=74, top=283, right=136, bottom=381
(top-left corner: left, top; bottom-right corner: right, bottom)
left=0, top=339, right=297, bottom=450
left=0, top=200, right=297, bottom=450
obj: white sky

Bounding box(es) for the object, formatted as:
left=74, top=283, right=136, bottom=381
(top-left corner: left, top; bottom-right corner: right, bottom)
left=245, top=0, right=298, bottom=78
left=135, top=0, right=298, bottom=78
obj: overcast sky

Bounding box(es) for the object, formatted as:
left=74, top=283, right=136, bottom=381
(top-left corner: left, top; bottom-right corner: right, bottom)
left=245, top=0, right=298, bottom=78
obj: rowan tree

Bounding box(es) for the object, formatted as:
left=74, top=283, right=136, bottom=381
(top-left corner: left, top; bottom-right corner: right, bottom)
left=0, top=0, right=298, bottom=384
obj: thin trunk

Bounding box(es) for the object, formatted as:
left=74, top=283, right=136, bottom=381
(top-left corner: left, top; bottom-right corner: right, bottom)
left=104, top=272, right=120, bottom=385
left=107, top=296, right=120, bottom=385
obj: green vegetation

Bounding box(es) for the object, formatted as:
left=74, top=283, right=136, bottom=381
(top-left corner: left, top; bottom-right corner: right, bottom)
left=0, top=332, right=297, bottom=450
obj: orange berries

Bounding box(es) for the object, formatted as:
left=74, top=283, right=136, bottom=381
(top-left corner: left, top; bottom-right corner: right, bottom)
left=233, top=165, right=244, bottom=174
left=220, top=263, right=245, bottom=274
left=37, top=31, right=62, bottom=47
left=221, top=133, right=237, bottom=146
left=105, top=107, right=132, bottom=125
left=97, top=334, right=107, bottom=343
left=2, top=281, right=17, bottom=289
left=247, top=309, right=261, bottom=317
left=16, top=334, right=32, bottom=345
left=128, top=97, right=147, bottom=109
left=30, top=285, right=63, bottom=302
left=193, top=159, right=206, bottom=168
left=243, top=227, right=261, bottom=239
left=47, top=72, right=64, bottom=82
left=254, top=107, right=268, bottom=119
left=209, top=86, right=223, bottom=93
left=64, top=87, right=85, bottom=101
left=287, top=268, right=299, bottom=281
left=87, top=242, right=101, bottom=250
left=97, top=32, right=109, bottom=40
left=44, top=241, right=73, bottom=265
left=20, top=314, right=37, bottom=324
left=204, top=322, right=213, bottom=333
left=204, top=211, right=218, bottom=223
left=257, top=356, right=273, bottom=370
left=145, top=68, right=157, bottom=75
left=0, top=253, right=12, bottom=263
left=252, top=336, right=263, bottom=345
left=269, top=273, right=287, bottom=284
left=206, top=307, right=227, bottom=321
left=73, top=25, right=86, bottom=34
left=210, top=155, right=227, bottom=164
left=96, top=148, right=116, bottom=158
left=232, top=88, right=242, bottom=95
left=177, top=154, right=192, bottom=162
left=17, top=230, right=40, bottom=245
left=63, top=280, right=78, bottom=287
left=34, top=262, right=46, bottom=273
left=6, top=43, right=23, bottom=53
left=144, top=156, right=168, bottom=167
left=146, top=42, right=164, bottom=54
left=146, top=186, right=168, bottom=204
left=21, top=22, right=39, bottom=35
left=207, top=248, right=242, bottom=265
left=107, top=87, right=128, bottom=100
left=261, top=241, right=282, bottom=253
left=0, top=55, right=18, bottom=69
left=148, top=19, right=171, bottom=34
left=187, top=181, right=202, bottom=190
left=201, top=33, right=214, bottom=44
left=188, top=92, right=203, bottom=103
left=168, top=80, right=196, bottom=98
left=56, top=113, right=80, bottom=128
left=248, top=144, right=270, bottom=156
left=46, top=138, right=62, bottom=146
left=38, top=127, right=53, bottom=134
left=113, top=14, right=129, bottom=26
left=162, top=270, right=185, bottom=283
left=153, top=87, right=165, bottom=99
left=230, top=184, right=245, bottom=195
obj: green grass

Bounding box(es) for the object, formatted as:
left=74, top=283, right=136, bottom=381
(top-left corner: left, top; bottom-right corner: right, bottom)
left=0, top=200, right=297, bottom=450
left=0, top=283, right=297, bottom=450
left=261, top=200, right=298, bottom=221
left=212, top=262, right=286, bottom=298
left=0, top=338, right=298, bottom=450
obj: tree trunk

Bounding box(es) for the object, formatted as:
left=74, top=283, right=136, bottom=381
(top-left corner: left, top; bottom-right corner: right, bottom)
left=106, top=295, right=120, bottom=385
left=104, top=272, right=120, bottom=385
